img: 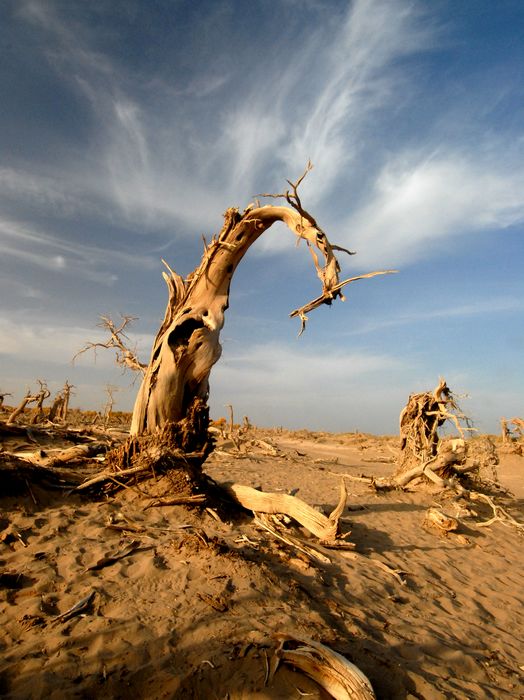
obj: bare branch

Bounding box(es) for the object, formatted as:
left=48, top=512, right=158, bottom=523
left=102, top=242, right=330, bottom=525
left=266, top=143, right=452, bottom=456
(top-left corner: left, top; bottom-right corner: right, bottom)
left=290, top=270, right=398, bottom=335
left=74, top=314, right=147, bottom=374
left=256, top=161, right=317, bottom=227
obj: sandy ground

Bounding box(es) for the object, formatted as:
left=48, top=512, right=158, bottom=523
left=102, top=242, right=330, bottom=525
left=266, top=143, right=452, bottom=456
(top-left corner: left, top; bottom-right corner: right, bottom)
left=1, top=425, right=523, bottom=699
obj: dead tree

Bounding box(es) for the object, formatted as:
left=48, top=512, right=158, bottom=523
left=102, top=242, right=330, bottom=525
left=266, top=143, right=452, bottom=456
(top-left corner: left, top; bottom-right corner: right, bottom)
left=500, top=417, right=511, bottom=444
left=510, top=417, right=524, bottom=437
left=48, top=381, right=74, bottom=423
left=7, top=390, right=39, bottom=425
left=103, top=384, right=119, bottom=426
left=338, top=379, right=478, bottom=492
left=500, top=417, right=524, bottom=455
left=74, top=315, right=147, bottom=375
left=393, top=378, right=473, bottom=486
left=85, top=166, right=394, bottom=519
left=30, top=380, right=51, bottom=424
left=130, top=166, right=394, bottom=455
left=0, top=392, right=12, bottom=410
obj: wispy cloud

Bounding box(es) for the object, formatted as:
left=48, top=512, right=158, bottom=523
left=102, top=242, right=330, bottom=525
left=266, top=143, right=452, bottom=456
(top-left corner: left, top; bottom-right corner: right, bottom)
left=346, top=296, right=524, bottom=336
left=0, top=217, right=158, bottom=283
left=212, top=0, right=435, bottom=208
left=0, top=315, right=153, bottom=368
left=11, top=0, right=438, bottom=237
left=345, top=151, right=524, bottom=267
left=10, top=0, right=524, bottom=263
left=279, top=0, right=434, bottom=201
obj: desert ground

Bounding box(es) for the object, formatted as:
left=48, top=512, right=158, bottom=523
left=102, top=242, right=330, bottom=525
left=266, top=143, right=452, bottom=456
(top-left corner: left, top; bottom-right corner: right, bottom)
left=0, top=411, right=523, bottom=699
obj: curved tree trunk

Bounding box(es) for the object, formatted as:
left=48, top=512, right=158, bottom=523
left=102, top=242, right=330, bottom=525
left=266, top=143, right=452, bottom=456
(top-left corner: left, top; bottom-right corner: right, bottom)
left=130, top=203, right=391, bottom=443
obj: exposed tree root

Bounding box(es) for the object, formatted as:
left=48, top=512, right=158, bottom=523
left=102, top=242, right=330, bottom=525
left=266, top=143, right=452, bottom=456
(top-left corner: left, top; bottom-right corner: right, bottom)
left=470, top=492, right=524, bottom=534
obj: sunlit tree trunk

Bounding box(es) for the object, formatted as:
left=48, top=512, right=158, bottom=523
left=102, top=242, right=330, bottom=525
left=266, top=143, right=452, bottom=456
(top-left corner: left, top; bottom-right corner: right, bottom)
left=130, top=202, right=390, bottom=452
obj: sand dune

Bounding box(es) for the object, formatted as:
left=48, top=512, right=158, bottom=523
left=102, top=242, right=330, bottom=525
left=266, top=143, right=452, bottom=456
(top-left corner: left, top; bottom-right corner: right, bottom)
left=1, top=425, right=523, bottom=698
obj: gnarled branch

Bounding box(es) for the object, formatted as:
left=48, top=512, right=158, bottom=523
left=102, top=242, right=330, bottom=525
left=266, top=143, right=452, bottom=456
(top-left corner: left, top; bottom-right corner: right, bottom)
left=74, top=315, right=147, bottom=375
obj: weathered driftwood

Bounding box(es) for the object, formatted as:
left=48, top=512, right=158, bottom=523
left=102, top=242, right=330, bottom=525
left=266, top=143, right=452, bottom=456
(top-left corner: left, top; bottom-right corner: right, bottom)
left=223, top=479, right=347, bottom=543
left=0, top=453, right=95, bottom=493
left=336, top=436, right=469, bottom=493
left=471, top=492, right=524, bottom=534
left=253, top=514, right=332, bottom=563
left=52, top=591, right=96, bottom=625
left=271, top=633, right=376, bottom=700
left=32, top=443, right=108, bottom=468
left=423, top=507, right=459, bottom=533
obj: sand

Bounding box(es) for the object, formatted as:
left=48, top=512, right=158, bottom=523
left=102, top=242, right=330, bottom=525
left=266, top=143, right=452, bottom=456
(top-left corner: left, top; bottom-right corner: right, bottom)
left=1, top=426, right=523, bottom=699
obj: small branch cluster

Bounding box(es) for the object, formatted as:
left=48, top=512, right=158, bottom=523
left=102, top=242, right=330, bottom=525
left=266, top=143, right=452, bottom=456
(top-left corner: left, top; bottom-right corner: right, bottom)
left=74, top=315, right=147, bottom=375
left=48, top=380, right=74, bottom=423
left=256, top=162, right=396, bottom=334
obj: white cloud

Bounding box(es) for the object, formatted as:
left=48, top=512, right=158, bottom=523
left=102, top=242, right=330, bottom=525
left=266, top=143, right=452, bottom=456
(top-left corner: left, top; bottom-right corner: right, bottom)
left=346, top=152, right=524, bottom=267
left=280, top=0, right=434, bottom=201
left=12, top=0, right=437, bottom=237
left=0, top=316, right=153, bottom=369
left=0, top=166, right=87, bottom=216
left=210, top=340, right=401, bottom=429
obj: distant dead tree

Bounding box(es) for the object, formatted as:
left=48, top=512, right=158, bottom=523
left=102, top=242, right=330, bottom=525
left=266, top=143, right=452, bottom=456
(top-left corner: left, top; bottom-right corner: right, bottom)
left=500, top=417, right=511, bottom=444
left=48, top=381, right=75, bottom=423
left=340, top=379, right=480, bottom=493
left=74, top=315, right=147, bottom=375
left=105, top=164, right=395, bottom=480
left=103, top=384, right=119, bottom=426
left=0, top=392, right=12, bottom=410
left=30, top=380, right=51, bottom=424
left=392, top=378, right=475, bottom=487
left=501, top=416, right=524, bottom=453
left=510, top=417, right=524, bottom=437
left=7, top=386, right=41, bottom=424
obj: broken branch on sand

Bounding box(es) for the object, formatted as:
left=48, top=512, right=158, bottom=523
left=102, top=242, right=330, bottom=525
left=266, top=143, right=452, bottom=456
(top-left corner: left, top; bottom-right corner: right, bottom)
left=271, top=633, right=377, bottom=700
left=471, top=492, right=524, bottom=534
left=52, top=591, right=96, bottom=625
left=223, top=479, right=348, bottom=543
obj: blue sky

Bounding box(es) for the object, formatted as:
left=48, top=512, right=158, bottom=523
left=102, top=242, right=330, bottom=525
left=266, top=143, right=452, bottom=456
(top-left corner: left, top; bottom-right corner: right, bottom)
left=1, top=0, right=523, bottom=433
